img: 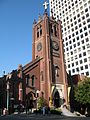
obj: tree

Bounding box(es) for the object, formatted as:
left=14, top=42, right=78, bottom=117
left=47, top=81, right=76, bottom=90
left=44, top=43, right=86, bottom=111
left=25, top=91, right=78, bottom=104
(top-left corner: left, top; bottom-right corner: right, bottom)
left=37, top=97, right=47, bottom=110
left=75, top=77, right=90, bottom=115
left=75, top=77, right=90, bottom=105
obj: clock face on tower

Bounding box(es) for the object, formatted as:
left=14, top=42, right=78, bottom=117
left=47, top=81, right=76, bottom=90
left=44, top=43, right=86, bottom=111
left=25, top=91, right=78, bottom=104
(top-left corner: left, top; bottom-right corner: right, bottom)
left=52, top=41, right=59, bottom=51
left=37, top=42, right=42, bottom=51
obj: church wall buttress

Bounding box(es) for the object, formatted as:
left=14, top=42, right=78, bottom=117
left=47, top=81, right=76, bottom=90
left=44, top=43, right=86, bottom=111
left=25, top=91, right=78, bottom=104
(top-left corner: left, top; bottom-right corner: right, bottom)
left=58, top=21, right=68, bottom=104
left=32, top=25, right=36, bottom=60
left=46, top=18, right=52, bottom=102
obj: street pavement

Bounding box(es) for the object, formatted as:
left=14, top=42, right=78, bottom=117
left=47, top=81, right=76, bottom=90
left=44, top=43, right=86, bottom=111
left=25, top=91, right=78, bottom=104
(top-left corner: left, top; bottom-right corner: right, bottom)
left=0, top=114, right=89, bottom=120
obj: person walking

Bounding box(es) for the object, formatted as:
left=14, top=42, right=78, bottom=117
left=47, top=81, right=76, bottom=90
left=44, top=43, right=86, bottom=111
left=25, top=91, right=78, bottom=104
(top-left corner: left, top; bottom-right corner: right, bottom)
left=26, top=99, right=29, bottom=114
left=47, top=106, right=50, bottom=114
left=42, top=106, right=45, bottom=115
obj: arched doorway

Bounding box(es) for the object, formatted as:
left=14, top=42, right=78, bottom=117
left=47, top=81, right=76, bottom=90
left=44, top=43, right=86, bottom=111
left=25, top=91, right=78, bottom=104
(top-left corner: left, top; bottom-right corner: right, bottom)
left=26, top=92, right=34, bottom=110
left=54, top=91, right=60, bottom=108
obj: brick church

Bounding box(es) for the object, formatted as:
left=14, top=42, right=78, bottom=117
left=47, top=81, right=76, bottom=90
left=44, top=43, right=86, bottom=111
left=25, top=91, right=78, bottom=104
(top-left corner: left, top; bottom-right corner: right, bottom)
left=0, top=2, right=68, bottom=111
left=22, top=4, right=68, bottom=107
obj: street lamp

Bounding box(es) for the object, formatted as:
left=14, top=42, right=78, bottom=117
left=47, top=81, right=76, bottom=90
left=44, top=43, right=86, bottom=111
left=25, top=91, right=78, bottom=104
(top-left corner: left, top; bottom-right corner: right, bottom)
left=35, top=89, right=39, bottom=110
left=7, top=81, right=10, bottom=111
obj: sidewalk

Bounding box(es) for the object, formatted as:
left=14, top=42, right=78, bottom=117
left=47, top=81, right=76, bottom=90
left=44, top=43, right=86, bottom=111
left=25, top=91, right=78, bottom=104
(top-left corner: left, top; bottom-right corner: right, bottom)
left=60, top=105, right=77, bottom=117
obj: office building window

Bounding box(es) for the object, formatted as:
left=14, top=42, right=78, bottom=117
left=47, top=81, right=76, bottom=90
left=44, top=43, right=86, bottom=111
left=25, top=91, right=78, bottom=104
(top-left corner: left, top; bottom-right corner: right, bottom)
left=79, top=54, right=82, bottom=58
left=84, top=26, right=87, bottom=31
left=66, top=42, right=68, bottom=46
left=78, top=18, right=81, bottom=22
left=77, top=14, right=80, bottom=17
left=75, top=26, right=78, bottom=29
left=76, top=31, right=78, bottom=35
left=73, top=38, right=75, bottom=42
left=86, top=13, right=89, bottom=17
left=66, top=47, right=69, bottom=51
left=74, top=44, right=76, bottom=48
left=87, top=18, right=90, bottom=23
left=72, top=63, right=74, bottom=67
left=70, top=46, right=72, bottom=49
left=72, top=33, right=75, bottom=37
left=71, top=51, right=73, bottom=55
left=75, top=0, right=77, bottom=4
left=82, top=40, right=84, bottom=44
left=81, top=66, right=83, bottom=70
left=83, top=21, right=86, bottom=25
left=81, top=34, right=83, bottom=38
left=83, top=52, right=86, bottom=56
left=85, top=65, right=88, bottom=69
left=80, top=29, right=82, bottom=33
left=77, top=42, right=80, bottom=46
left=80, top=60, right=83, bottom=64
left=76, top=68, right=79, bottom=72
left=82, top=46, right=85, bottom=50
left=88, top=24, right=90, bottom=28
left=85, top=8, right=88, bottom=12
left=72, top=69, right=75, bottom=73
left=85, top=32, right=88, bottom=36
left=68, top=64, right=70, bottom=68
left=84, top=58, right=87, bottom=62
left=76, top=61, right=78, bottom=65
left=86, top=72, right=89, bottom=76
left=79, top=24, right=81, bottom=27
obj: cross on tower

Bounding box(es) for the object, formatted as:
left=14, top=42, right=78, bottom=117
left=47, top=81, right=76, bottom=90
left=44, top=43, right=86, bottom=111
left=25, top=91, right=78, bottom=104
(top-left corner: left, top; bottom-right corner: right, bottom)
left=43, top=1, right=49, bottom=11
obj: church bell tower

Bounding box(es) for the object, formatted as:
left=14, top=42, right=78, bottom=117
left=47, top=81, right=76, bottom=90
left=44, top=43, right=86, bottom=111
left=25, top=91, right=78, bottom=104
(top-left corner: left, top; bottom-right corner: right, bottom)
left=32, top=1, right=68, bottom=106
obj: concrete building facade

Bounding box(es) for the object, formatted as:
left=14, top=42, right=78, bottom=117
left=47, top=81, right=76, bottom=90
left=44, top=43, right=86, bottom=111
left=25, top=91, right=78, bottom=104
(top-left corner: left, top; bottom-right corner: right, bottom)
left=49, top=0, right=90, bottom=77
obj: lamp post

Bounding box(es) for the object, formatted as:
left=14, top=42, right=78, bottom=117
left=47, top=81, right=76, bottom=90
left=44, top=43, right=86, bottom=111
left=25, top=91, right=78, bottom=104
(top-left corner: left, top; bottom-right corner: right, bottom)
left=35, top=89, right=39, bottom=110
left=10, top=97, right=14, bottom=114
left=7, top=81, right=9, bottom=111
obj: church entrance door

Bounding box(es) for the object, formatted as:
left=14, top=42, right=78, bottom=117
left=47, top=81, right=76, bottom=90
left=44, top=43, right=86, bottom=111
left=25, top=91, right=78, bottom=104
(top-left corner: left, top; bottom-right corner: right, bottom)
left=26, top=92, right=34, bottom=110
left=54, top=91, right=60, bottom=108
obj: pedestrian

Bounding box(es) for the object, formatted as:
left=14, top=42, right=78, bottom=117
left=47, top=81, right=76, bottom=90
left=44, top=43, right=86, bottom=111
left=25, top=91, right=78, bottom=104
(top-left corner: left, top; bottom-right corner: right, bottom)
left=3, top=108, right=8, bottom=115
left=42, top=106, right=45, bottom=115
left=62, top=99, right=67, bottom=108
left=17, top=104, right=21, bottom=114
left=47, top=106, right=50, bottom=114
left=26, top=99, right=29, bottom=114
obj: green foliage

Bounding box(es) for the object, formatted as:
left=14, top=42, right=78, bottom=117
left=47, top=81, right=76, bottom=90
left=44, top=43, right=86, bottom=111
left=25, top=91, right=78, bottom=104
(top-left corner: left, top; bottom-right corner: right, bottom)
left=50, top=108, right=62, bottom=115
left=75, top=77, right=90, bottom=105
left=34, top=108, right=62, bottom=115
left=37, top=97, right=47, bottom=109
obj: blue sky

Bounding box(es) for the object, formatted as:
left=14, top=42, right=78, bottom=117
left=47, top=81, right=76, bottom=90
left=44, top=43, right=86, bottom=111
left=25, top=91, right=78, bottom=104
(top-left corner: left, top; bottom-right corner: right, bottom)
left=0, top=0, right=49, bottom=76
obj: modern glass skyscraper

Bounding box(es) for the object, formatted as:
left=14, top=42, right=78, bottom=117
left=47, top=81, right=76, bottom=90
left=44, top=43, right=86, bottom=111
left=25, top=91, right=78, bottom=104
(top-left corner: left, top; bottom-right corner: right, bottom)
left=49, top=0, right=90, bottom=76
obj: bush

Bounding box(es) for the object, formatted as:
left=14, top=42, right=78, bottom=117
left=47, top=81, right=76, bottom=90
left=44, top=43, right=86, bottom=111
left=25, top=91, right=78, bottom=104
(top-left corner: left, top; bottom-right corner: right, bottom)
left=37, top=97, right=48, bottom=109
left=34, top=108, right=62, bottom=115
left=50, top=109, right=62, bottom=115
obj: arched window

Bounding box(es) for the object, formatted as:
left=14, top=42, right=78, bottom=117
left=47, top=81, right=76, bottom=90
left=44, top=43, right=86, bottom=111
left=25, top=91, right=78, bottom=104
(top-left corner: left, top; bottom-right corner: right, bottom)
left=26, top=74, right=30, bottom=86
left=50, top=23, right=58, bottom=36
left=37, top=25, right=42, bottom=38
left=54, top=65, right=59, bottom=77
left=31, top=75, right=35, bottom=87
